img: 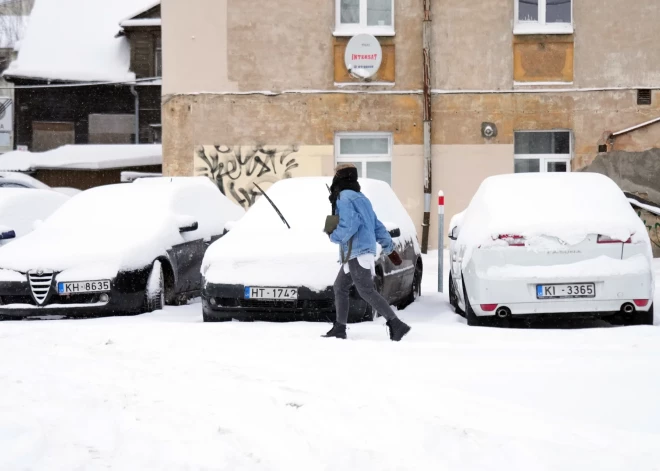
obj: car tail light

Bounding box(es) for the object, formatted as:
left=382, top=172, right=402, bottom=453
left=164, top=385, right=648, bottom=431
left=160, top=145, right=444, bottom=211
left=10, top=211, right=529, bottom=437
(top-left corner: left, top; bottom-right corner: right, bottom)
left=480, top=304, right=498, bottom=312
left=497, top=235, right=526, bottom=246
left=597, top=235, right=631, bottom=244
left=634, top=299, right=649, bottom=307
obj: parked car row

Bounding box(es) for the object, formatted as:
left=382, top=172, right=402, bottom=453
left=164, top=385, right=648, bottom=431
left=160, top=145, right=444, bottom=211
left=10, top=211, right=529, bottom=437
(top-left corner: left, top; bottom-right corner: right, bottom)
left=0, top=176, right=422, bottom=322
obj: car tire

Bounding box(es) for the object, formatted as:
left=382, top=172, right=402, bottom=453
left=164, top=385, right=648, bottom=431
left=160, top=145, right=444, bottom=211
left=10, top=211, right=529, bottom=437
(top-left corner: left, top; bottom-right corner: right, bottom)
left=623, top=304, right=654, bottom=326
left=144, top=260, right=165, bottom=313
left=449, top=272, right=459, bottom=313
left=397, top=260, right=422, bottom=310
left=462, top=278, right=482, bottom=327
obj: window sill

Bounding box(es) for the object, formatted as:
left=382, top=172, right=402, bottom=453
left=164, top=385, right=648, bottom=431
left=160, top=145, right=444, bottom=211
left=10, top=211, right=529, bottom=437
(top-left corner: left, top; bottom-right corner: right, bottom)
left=513, top=23, right=574, bottom=35
left=333, top=28, right=395, bottom=37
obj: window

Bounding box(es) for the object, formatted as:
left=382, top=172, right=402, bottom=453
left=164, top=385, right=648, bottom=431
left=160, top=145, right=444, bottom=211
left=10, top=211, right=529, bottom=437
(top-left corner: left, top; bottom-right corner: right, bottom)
left=335, top=0, right=394, bottom=36
left=514, top=131, right=571, bottom=173
left=335, top=133, right=392, bottom=185
left=515, top=0, right=572, bottom=35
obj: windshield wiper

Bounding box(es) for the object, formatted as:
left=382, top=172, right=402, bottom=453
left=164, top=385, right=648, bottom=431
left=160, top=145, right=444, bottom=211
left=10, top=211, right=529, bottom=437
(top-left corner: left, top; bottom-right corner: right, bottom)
left=253, top=182, right=291, bottom=229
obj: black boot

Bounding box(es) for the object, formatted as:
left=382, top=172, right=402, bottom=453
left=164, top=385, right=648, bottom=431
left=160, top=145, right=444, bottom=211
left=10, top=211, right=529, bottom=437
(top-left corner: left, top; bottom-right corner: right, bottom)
left=322, top=322, right=347, bottom=339
left=386, top=318, right=411, bottom=341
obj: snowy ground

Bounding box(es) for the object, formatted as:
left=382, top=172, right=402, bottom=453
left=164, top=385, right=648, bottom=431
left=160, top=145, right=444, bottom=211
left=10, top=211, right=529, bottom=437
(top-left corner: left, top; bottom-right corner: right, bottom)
left=1, top=253, right=659, bottom=471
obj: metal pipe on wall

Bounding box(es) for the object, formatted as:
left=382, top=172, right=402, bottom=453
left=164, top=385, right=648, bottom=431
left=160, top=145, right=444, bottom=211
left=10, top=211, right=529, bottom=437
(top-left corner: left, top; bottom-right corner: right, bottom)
left=130, top=85, right=140, bottom=144
left=420, top=0, right=433, bottom=253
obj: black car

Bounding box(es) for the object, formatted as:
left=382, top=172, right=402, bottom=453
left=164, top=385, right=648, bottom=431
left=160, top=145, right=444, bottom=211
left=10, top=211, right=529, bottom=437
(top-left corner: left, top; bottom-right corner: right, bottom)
left=201, top=177, right=422, bottom=323
left=0, top=178, right=245, bottom=318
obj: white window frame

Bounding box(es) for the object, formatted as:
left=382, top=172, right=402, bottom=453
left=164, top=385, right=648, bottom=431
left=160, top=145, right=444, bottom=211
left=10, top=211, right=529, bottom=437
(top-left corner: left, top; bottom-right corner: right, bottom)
left=334, top=0, right=395, bottom=37
left=335, top=132, right=393, bottom=184
left=514, top=0, right=573, bottom=35
left=514, top=130, right=572, bottom=173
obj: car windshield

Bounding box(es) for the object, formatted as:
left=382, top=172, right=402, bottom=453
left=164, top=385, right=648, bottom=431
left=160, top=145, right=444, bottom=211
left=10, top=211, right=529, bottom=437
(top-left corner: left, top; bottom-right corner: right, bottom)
left=235, top=178, right=332, bottom=231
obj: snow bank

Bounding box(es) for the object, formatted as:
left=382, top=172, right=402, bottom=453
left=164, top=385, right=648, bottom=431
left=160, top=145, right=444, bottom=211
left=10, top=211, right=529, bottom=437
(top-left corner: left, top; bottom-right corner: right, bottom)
left=203, top=177, right=419, bottom=288
left=0, top=188, right=69, bottom=239
left=457, top=173, right=651, bottom=266
left=4, top=0, right=155, bottom=82
left=0, top=145, right=162, bottom=171
left=0, top=178, right=244, bottom=273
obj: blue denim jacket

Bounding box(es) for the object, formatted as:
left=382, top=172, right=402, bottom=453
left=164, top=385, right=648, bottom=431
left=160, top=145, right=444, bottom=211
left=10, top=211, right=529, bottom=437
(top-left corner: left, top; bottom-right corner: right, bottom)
left=329, top=189, right=394, bottom=261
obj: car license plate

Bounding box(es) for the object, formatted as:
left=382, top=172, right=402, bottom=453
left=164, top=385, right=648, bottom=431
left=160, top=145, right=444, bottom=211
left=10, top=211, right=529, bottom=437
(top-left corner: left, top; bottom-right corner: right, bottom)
left=244, top=287, right=298, bottom=300
left=536, top=283, right=595, bottom=299
left=57, top=280, right=111, bottom=294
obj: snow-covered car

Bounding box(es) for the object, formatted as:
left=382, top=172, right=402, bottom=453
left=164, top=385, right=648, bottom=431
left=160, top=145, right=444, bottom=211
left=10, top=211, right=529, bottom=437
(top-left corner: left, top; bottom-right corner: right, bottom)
left=0, top=171, right=81, bottom=196
left=201, top=177, right=422, bottom=322
left=0, top=177, right=245, bottom=318
left=448, top=173, right=655, bottom=327
left=0, top=188, right=70, bottom=247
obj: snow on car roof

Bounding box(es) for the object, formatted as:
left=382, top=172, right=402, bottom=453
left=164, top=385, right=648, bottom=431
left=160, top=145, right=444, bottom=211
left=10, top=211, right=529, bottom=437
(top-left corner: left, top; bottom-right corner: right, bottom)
left=0, top=145, right=162, bottom=171
left=0, top=179, right=244, bottom=273
left=458, top=173, right=649, bottom=249
left=4, top=0, right=155, bottom=82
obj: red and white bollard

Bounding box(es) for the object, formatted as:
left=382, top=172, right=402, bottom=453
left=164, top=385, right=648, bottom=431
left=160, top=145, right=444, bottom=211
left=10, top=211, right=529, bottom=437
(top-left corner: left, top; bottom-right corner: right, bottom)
left=438, top=191, right=444, bottom=293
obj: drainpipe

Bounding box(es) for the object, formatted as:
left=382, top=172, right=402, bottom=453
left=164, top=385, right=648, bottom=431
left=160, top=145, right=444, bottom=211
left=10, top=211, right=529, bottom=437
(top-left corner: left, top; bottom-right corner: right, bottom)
left=130, top=85, right=140, bottom=144
left=420, top=0, right=433, bottom=253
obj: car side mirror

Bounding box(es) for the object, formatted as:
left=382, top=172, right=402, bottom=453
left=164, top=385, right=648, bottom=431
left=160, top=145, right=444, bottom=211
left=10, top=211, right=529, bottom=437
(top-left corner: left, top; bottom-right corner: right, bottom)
left=179, top=221, right=199, bottom=233
left=388, top=228, right=401, bottom=238
left=0, top=230, right=16, bottom=240
left=448, top=227, right=458, bottom=240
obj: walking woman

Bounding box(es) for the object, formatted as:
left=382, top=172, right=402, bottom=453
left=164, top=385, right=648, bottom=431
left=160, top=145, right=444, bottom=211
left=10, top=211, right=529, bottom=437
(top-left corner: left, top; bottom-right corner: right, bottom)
left=323, top=164, right=411, bottom=341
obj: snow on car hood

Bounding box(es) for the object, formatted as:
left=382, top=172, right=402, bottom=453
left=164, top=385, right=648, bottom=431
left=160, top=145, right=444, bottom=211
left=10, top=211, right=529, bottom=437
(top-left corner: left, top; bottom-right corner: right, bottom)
left=203, top=228, right=340, bottom=292
left=0, top=222, right=174, bottom=274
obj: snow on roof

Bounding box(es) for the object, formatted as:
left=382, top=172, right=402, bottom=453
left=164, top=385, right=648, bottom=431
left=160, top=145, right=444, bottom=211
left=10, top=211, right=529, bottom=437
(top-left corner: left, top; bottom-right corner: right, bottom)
left=119, top=19, right=161, bottom=28
left=4, top=0, right=156, bottom=82
left=0, top=15, right=28, bottom=49
left=0, top=144, right=162, bottom=171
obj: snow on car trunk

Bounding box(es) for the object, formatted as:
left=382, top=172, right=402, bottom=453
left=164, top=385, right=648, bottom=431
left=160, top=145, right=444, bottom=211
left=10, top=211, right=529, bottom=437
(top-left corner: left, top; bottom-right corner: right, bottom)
left=203, top=177, right=418, bottom=290
left=458, top=173, right=653, bottom=270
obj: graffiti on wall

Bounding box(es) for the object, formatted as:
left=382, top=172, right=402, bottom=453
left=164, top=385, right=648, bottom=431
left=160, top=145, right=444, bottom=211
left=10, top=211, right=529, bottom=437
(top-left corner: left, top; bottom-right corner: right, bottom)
left=195, top=145, right=300, bottom=209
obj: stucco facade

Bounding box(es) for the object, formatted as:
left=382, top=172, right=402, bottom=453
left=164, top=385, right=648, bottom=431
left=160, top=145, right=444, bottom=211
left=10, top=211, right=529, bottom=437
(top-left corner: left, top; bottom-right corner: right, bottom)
left=161, top=0, right=660, bottom=249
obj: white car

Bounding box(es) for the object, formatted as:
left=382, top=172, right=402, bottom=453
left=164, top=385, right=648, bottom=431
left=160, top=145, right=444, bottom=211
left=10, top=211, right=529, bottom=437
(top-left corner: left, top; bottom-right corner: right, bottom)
left=0, top=171, right=81, bottom=196
left=0, top=188, right=70, bottom=247
left=448, top=173, right=654, bottom=327
left=201, top=177, right=422, bottom=322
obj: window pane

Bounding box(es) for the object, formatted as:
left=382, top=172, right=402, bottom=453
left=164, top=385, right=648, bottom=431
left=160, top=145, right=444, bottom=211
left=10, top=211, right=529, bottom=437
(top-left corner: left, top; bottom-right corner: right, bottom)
left=340, top=0, right=360, bottom=24
left=546, top=0, right=571, bottom=23
left=339, top=137, right=389, bottom=155
left=547, top=161, right=568, bottom=172
left=367, top=0, right=392, bottom=26
left=366, top=161, right=391, bottom=184
left=514, top=159, right=541, bottom=173
left=514, top=131, right=570, bottom=155
left=518, top=0, right=538, bottom=21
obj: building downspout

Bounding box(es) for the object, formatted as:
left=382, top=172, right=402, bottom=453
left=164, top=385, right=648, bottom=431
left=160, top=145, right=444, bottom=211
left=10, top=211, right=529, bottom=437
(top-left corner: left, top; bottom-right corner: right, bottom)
left=420, top=0, right=433, bottom=253
left=130, top=85, right=140, bottom=144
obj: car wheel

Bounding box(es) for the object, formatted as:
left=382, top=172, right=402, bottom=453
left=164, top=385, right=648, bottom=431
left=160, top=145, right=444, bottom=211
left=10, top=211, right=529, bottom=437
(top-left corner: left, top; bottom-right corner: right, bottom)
left=144, top=260, right=165, bottom=313
left=449, top=272, right=458, bottom=311
left=623, top=304, right=654, bottom=326
left=397, top=260, right=422, bottom=310
left=462, top=278, right=482, bottom=327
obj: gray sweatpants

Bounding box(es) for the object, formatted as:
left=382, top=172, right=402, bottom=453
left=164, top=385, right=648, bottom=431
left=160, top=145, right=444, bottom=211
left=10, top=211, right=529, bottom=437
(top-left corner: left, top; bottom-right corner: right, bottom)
left=334, top=258, right=398, bottom=325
